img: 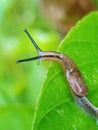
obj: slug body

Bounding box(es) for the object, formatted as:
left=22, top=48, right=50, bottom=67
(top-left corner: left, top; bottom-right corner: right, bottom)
left=73, top=93, right=98, bottom=119
left=60, top=54, right=88, bottom=96
left=17, top=29, right=98, bottom=120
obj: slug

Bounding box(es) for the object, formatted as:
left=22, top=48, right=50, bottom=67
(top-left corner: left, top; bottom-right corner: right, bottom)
left=17, top=29, right=98, bottom=119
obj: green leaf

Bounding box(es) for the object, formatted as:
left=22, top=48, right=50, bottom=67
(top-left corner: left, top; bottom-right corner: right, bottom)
left=32, top=12, right=98, bottom=130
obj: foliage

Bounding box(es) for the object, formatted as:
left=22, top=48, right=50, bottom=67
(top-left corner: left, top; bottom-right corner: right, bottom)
left=32, top=12, right=98, bottom=130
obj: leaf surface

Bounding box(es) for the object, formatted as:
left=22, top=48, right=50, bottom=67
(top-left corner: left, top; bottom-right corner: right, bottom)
left=32, top=12, right=98, bottom=130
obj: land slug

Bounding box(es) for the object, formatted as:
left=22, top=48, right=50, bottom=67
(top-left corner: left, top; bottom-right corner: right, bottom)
left=17, top=29, right=98, bottom=119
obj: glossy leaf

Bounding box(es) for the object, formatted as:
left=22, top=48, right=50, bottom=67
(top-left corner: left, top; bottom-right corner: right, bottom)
left=32, top=12, right=98, bottom=130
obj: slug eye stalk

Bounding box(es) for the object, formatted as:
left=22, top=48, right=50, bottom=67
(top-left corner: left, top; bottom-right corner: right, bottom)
left=16, top=29, right=43, bottom=64
left=24, top=29, right=42, bottom=54
left=16, top=29, right=61, bottom=64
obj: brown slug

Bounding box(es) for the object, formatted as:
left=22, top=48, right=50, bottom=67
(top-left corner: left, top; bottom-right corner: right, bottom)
left=16, top=29, right=98, bottom=120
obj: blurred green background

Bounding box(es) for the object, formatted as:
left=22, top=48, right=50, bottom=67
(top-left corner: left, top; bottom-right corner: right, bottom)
left=0, top=0, right=60, bottom=129
left=0, top=0, right=60, bottom=105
